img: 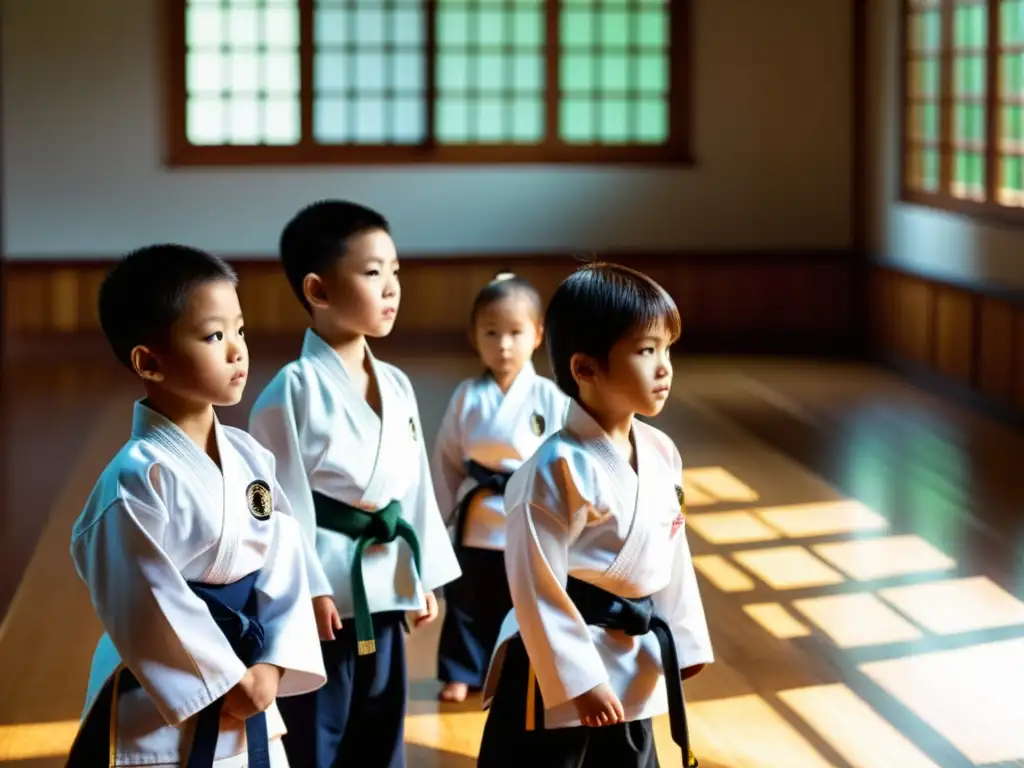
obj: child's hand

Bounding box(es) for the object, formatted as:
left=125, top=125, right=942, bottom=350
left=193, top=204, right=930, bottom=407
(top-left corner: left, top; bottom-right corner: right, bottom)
left=313, top=595, right=343, bottom=641
left=572, top=682, right=625, bottom=727
left=413, top=591, right=438, bottom=627
left=223, top=663, right=282, bottom=721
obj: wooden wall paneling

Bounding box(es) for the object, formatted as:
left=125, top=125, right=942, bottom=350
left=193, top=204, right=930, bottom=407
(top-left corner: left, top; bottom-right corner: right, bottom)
left=1014, top=309, right=1024, bottom=411
left=870, top=263, right=1024, bottom=421
left=932, top=285, right=974, bottom=385
left=977, top=297, right=1015, bottom=404
left=1, top=252, right=860, bottom=355
left=893, top=273, right=934, bottom=366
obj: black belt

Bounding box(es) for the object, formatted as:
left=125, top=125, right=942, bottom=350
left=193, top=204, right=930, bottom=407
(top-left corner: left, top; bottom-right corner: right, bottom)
left=565, top=577, right=696, bottom=767
left=452, top=460, right=513, bottom=553
left=66, top=570, right=271, bottom=768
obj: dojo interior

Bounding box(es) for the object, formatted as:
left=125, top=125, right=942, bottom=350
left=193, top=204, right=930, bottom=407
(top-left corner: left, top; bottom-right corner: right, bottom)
left=3, top=1, right=1024, bottom=766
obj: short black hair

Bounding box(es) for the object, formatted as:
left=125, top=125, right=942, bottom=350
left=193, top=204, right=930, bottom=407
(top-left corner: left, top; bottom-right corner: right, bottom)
left=470, top=270, right=543, bottom=329
left=98, top=244, right=237, bottom=370
left=279, top=199, right=391, bottom=313
left=545, top=262, right=681, bottom=400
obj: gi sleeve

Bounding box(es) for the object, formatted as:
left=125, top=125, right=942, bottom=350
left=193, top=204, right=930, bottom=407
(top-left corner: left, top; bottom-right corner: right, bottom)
left=652, top=448, right=714, bottom=670
left=249, top=376, right=334, bottom=599
left=252, top=509, right=328, bottom=697
left=70, top=498, right=248, bottom=726
left=403, top=383, right=462, bottom=592
left=504, top=458, right=608, bottom=710
left=431, top=387, right=467, bottom=527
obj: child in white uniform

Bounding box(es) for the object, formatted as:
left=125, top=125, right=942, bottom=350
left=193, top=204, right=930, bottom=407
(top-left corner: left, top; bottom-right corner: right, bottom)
left=248, top=200, right=461, bottom=768
left=478, top=262, right=713, bottom=767
left=432, top=273, right=569, bottom=703
left=67, top=245, right=326, bottom=767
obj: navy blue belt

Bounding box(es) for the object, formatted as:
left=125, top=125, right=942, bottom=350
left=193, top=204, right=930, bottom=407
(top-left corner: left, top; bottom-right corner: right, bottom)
left=66, top=570, right=271, bottom=768
left=453, top=460, right=513, bottom=553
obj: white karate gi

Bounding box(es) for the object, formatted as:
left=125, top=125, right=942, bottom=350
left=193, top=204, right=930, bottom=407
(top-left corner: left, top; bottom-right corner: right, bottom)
left=432, top=362, right=569, bottom=550
left=71, top=401, right=326, bottom=765
left=484, top=401, right=714, bottom=730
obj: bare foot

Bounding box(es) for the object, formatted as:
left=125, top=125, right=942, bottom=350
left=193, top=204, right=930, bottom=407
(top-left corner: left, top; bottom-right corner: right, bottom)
left=439, top=682, right=469, bottom=702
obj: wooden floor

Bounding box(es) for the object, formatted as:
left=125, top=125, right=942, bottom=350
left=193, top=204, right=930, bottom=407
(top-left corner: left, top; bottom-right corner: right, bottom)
left=1, top=336, right=1023, bottom=767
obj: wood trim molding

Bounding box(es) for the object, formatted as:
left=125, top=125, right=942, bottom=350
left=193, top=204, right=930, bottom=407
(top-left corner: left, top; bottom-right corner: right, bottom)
left=3, top=250, right=858, bottom=355
left=870, top=263, right=1024, bottom=419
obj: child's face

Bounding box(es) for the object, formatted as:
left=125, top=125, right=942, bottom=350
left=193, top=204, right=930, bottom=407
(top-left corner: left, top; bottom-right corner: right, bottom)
left=145, top=280, right=249, bottom=407
left=595, top=319, right=674, bottom=418
left=316, top=229, right=400, bottom=338
left=473, top=293, right=542, bottom=380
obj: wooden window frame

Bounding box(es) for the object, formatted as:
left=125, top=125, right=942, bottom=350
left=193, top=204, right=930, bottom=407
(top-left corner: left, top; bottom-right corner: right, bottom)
left=164, top=0, right=692, bottom=167
left=898, top=0, right=1024, bottom=221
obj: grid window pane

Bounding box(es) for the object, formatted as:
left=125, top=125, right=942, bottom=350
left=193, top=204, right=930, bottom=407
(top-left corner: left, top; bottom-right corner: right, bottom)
left=435, top=0, right=546, bottom=144
left=185, top=0, right=301, bottom=145
left=559, top=0, right=670, bottom=145
left=312, top=0, right=427, bottom=145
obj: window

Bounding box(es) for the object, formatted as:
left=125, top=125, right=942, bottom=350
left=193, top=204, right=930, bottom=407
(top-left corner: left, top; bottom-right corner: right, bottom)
left=167, top=0, right=689, bottom=165
left=900, top=0, right=1024, bottom=216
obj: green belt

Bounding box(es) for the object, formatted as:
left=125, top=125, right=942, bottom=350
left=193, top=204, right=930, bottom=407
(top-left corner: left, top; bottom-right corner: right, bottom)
left=311, top=492, right=421, bottom=656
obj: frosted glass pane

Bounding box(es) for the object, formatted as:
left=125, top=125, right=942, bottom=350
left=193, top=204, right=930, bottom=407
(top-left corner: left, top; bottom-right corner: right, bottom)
left=354, top=98, right=386, bottom=142
left=264, top=6, right=298, bottom=47
left=561, top=98, right=595, bottom=142
left=635, top=98, right=667, bottom=142
left=187, top=6, right=223, bottom=47
left=356, top=8, right=386, bottom=46
left=637, top=11, right=667, bottom=48
left=479, top=10, right=506, bottom=46
left=392, top=97, right=425, bottom=143
left=315, top=51, right=350, bottom=92
left=511, top=97, right=544, bottom=142
left=600, top=11, right=629, bottom=48
left=393, top=7, right=424, bottom=46
left=561, top=54, right=593, bottom=91
left=187, top=97, right=224, bottom=144
left=513, top=54, right=543, bottom=92
left=393, top=51, right=424, bottom=92
left=476, top=99, right=505, bottom=141
left=314, top=97, right=349, bottom=142
left=513, top=9, right=543, bottom=47
left=315, top=8, right=347, bottom=46
left=1003, top=155, right=1022, bottom=191
left=922, top=148, right=940, bottom=189
left=263, top=97, right=300, bottom=144
left=636, top=53, right=667, bottom=94
left=229, top=7, right=259, bottom=46
left=227, top=97, right=260, bottom=143
left=265, top=52, right=299, bottom=93
left=187, top=52, right=224, bottom=94
left=437, top=99, right=469, bottom=141
left=562, top=10, right=594, bottom=48
left=478, top=54, right=504, bottom=91
left=228, top=52, right=260, bottom=92
left=438, top=10, right=469, bottom=47
left=355, top=52, right=385, bottom=91
left=600, top=54, right=629, bottom=92
left=599, top=99, right=629, bottom=143
left=438, top=53, right=469, bottom=92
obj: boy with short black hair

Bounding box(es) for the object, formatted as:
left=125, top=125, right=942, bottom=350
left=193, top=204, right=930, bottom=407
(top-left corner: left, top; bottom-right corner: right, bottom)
left=68, top=244, right=326, bottom=767
left=478, top=262, right=713, bottom=768
left=249, top=201, right=461, bottom=768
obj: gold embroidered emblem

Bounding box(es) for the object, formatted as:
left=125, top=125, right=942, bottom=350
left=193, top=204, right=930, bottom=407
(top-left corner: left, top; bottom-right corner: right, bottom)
left=409, top=416, right=417, bottom=441
left=246, top=480, right=273, bottom=521
left=675, top=484, right=685, bottom=508
left=530, top=412, right=546, bottom=436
